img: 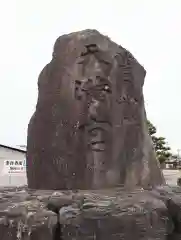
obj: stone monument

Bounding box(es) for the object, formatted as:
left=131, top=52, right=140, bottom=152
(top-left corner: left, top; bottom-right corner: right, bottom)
left=1, top=30, right=181, bottom=240
left=27, top=29, right=165, bottom=190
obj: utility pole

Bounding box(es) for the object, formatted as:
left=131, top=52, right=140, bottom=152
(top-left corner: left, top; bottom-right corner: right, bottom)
left=177, top=149, right=181, bottom=168
left=177, top=149, right=181, bottom=159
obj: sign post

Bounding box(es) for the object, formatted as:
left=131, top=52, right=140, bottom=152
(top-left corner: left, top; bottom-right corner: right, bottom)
left=1, top=160, right=26, bottom=185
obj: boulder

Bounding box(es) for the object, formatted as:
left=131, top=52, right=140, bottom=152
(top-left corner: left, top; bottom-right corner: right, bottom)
left=27, top=29, right=165, bottom=190
left=0, top=187, right=57, bottom=240
left=58, top=189, right=172, bottom=240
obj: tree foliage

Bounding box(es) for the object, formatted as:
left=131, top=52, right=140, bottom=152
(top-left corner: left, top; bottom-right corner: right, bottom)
left=147, top=120, right=172, bottom=164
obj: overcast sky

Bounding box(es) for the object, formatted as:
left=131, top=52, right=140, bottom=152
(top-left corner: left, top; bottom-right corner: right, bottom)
left=0, top=0, right=181, bottom=153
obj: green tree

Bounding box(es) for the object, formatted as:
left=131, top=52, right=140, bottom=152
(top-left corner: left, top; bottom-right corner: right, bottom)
left=147, top=120, right=172, bottom=164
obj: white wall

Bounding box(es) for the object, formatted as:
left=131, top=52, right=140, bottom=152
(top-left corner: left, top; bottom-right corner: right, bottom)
left=163, top=169, right=180, bottom=186
left=0, top=146, right=27, bottom=186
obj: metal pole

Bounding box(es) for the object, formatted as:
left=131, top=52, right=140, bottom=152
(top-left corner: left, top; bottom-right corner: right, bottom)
left=9, top=174, right=11, bottom=185
left=178, top=149, right=181, bottom=158
left=177, top=149, right=181, bottom=168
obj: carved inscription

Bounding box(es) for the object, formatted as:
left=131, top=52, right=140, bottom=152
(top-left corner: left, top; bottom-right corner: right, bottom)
left=75, top=77, right=111, bottom=101
left=114, top=51, right=141, bottom=123
left=75, top=46, right=113, bottom=152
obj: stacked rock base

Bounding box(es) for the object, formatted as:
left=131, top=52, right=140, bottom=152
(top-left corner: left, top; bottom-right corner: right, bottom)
left=0, top=186, right=181, bottom=239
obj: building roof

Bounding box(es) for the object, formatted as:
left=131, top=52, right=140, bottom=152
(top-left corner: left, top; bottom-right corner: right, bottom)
left=0, top=144, right=26, bottom=153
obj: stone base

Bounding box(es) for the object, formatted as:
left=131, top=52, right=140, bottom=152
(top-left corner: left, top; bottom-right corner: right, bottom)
left=0, top=185, right=181, bottom=239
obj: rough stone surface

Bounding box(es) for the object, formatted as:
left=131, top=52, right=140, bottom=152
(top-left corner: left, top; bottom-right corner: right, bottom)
left=0, top=186, right=181, bottom=239
left=0, top=186, right=57, bottom=240
left=27, top=29, right=164, bottom=190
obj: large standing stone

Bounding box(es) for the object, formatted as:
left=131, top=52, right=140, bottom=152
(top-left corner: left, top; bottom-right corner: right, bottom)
left=27, top=29, right=165, bottom=190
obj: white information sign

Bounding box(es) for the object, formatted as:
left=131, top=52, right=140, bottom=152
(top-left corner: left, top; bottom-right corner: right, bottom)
left=2, top=160, right=26, bottom=175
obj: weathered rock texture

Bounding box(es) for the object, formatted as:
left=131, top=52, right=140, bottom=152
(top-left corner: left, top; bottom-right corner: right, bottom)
left=27, top=29, right=164, bottom=190
left=1, top=186, right=181, bottom=239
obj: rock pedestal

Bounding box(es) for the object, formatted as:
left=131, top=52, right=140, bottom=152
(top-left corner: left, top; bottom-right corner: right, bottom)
left=27, top=29, right=164, bottom=190
left=0, top=186, right=181, bottom=239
